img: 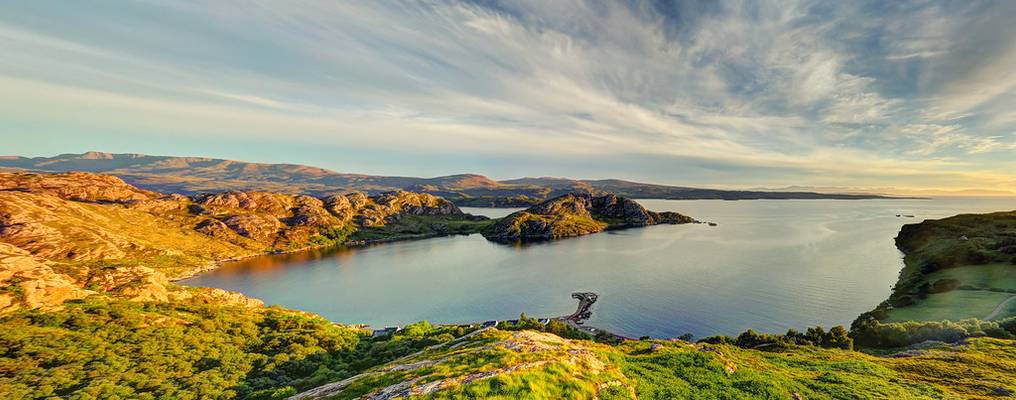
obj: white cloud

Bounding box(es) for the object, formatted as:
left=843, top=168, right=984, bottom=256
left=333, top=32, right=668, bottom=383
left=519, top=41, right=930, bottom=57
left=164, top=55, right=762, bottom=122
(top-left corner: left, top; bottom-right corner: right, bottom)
left=0, top=0, right=1014, bottom=191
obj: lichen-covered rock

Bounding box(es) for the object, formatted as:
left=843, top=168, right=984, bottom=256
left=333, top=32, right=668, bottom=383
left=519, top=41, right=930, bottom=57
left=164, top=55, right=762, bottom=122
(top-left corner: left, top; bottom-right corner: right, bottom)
left=87, top=265, right=170, bottom=302
left=322, top=195, right=356, bottom=223
left=289, top=195, right=340, bottom=226
left=195, top=218, right=235, bottom=239
left=220, top=214, right=284, bottom=242
left=353, top=191, right=462, bottom=227
left=192, top=191, right=294, bottom=215
left=0, top=243, right=93, bottom=314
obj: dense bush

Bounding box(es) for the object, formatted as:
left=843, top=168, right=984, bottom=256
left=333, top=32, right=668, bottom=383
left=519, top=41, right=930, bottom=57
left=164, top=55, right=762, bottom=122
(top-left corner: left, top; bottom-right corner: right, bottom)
left=851, top=316, right=1016, bottom=348
left=0, top=297, right=469, bottom=399
left=700, top=325, right=852, bottom=351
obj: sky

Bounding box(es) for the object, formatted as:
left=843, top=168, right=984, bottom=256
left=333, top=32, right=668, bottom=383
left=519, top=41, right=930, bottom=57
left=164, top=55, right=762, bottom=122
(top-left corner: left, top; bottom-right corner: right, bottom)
left=1, top=1, right=1015, bottom=194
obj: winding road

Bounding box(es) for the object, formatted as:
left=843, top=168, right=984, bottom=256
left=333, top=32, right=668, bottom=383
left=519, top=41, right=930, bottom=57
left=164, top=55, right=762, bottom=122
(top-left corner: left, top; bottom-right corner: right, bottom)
left=984, top=295, right=1016, bottom=321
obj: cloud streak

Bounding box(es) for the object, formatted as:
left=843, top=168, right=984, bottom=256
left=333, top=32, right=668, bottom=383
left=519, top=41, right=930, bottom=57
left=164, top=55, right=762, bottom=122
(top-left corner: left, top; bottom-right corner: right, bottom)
left=0, top=0, right=1014, bottom=192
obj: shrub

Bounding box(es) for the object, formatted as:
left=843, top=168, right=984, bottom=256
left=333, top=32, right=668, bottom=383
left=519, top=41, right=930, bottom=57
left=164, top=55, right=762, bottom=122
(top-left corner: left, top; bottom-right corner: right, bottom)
left=851, top=317, right=1016, bottom=348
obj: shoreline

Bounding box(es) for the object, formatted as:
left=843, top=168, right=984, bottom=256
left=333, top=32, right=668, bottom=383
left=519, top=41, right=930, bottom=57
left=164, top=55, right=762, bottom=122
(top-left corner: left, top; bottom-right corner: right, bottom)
left=171, top=231, right=472, bottom=282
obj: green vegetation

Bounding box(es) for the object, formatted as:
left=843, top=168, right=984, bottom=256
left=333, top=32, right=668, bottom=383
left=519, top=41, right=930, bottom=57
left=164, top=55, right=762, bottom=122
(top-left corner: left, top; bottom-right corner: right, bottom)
left=851, top=317, right=1016, bottom=348
left=448, top=195, right=543, bottom=207
left=0, top=296, right=473, bottom=400
left=495, top=313, right=592, bottom=340
left=346, top=215, right=495, bottom=242
left=701, top=326, right=853, bottom=351
left=307, top=225, right=358, bottom=247
left=488, top=211, right=608, bottom=241
left=858, top=211, right=1016, bottom=327
left=293, top=328, right=1016, bottom=399
left=4, top=173, right=1016, bottom=398
left=924, top=263, right=1016, bottom=291
left=885, top=290, right=1012, bottom=322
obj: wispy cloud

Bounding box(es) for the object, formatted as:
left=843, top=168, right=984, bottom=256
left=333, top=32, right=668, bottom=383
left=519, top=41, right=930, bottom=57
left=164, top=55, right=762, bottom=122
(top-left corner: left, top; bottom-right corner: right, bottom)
left=0, top=0, right=1014, bottom=192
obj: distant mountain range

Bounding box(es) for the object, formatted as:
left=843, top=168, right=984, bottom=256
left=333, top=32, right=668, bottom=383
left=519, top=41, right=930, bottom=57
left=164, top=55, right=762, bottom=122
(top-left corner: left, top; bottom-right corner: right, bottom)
left=0, top=152, right=904, bottom=205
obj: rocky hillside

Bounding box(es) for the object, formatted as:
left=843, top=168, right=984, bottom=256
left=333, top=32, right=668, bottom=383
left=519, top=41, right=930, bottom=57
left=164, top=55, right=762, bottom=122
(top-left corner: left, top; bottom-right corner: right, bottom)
left=0, top=171, right=482, bottom=314
left=1, top=152, right=898, bottom=205
left=288, top=327, right=1016, bottom=399
left=484, top=193, right=696, bottom=241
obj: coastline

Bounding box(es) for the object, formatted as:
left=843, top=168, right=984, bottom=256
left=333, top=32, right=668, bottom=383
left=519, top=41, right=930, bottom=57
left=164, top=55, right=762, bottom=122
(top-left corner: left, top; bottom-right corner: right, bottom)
left=171, top=231, right=472, bottom=282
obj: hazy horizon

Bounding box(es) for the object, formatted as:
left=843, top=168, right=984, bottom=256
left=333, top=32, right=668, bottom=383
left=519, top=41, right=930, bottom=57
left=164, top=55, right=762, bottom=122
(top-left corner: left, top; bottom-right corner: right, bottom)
left=2, top=1, right=1015, bottom=194
left=5, top=149, right=1016, bottom=197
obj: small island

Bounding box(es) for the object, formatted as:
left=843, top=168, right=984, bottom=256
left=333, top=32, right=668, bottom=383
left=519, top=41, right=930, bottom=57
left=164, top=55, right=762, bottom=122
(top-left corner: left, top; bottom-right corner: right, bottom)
left=483, top=193, right=697, bottom=242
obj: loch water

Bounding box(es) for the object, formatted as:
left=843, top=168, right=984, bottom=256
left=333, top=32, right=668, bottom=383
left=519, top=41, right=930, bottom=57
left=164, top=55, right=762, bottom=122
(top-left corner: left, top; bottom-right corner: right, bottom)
left=183, top=198, right=1016, bottom=338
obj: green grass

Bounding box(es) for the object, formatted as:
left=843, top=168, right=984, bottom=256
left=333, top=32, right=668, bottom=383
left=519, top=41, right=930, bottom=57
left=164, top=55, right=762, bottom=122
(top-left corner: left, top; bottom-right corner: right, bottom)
left=924, top=263, right=1016, bottom=291
left=858, top=211, right=1016, bottom=326
left=491, top=211, right=608, bottom=240
left=347, top=215, right=495, bottom=242
left=308, top=330, right=1016, bottom=400
left=885, top=290, right=1014, bottom=322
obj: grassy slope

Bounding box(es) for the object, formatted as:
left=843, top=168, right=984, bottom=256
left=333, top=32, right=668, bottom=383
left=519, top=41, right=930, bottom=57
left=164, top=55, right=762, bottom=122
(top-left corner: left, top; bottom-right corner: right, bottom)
left=507, top=211, right=608, bottom=239
left=880, top=211, right=1016, bottom=322
left=348, top=215, right=496, bottom=242
left=302, top=328, right=1016, bottom=400
left=885, top=290, right=1013, bottom=322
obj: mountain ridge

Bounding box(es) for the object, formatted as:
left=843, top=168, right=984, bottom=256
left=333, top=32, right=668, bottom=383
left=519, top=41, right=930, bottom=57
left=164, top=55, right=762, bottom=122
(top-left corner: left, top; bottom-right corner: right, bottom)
left=0, top=152, right=907, bottom=205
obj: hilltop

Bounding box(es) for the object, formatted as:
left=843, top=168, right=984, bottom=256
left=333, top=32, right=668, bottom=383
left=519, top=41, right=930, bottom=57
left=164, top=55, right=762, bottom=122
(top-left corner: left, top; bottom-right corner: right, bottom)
left=0, top=152, right=900, bottom=205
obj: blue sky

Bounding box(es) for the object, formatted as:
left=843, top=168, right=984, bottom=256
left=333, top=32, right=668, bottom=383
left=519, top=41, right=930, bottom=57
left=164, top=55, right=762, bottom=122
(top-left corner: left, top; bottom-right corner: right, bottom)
left=1, top=1, right=1015, bottom=194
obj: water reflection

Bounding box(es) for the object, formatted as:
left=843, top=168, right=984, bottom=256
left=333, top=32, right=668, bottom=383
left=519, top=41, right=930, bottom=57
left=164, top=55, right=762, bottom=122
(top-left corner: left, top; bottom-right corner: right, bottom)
left=184, top=197, right=1016, bottom=338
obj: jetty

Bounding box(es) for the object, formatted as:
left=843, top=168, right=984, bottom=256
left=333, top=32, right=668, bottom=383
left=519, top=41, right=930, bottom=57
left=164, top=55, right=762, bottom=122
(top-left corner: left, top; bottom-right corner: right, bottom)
left=561, top=292, right=598, bottom=324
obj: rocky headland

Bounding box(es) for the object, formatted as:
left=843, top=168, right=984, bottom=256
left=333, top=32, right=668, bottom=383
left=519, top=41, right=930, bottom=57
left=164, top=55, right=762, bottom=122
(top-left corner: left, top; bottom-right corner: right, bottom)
left=483, top=193, right=697, bottom=242
left=0, top=171, right=485, bottom=314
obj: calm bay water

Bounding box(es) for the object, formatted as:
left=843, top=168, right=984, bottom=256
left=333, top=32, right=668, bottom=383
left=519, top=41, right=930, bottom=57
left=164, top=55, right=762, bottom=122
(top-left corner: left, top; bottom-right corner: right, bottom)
left=183, top=198, right=1015, bottom=338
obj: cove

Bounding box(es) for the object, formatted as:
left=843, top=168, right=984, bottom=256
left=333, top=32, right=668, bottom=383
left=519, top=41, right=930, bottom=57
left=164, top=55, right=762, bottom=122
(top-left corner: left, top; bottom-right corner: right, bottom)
left=182, top=197, right=1016, bottom=338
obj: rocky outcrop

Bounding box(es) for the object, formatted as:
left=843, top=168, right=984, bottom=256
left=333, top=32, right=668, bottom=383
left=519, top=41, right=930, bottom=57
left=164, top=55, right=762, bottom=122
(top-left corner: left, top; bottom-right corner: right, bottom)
left=0, top=191, right=131, bottom=261
left=180, top=287, right=265, bottom=308
left=190, top=189, right=462, bottom=242
left=587, top=194, right=696, bottom=226
left=0, top=172, right=157, bottom=203
left=0, top=171, right=474, bottom=312
left=353, top=191, right=462, bottom=226
left=220, top=214, right=285, bottom=242
left=193, top=191, right=296, bottom=215
left=86, top=265, right=171, bottom=302
left=484, top=193, right=696, bottom=242
left=0, top=243, right=93, bottom=314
